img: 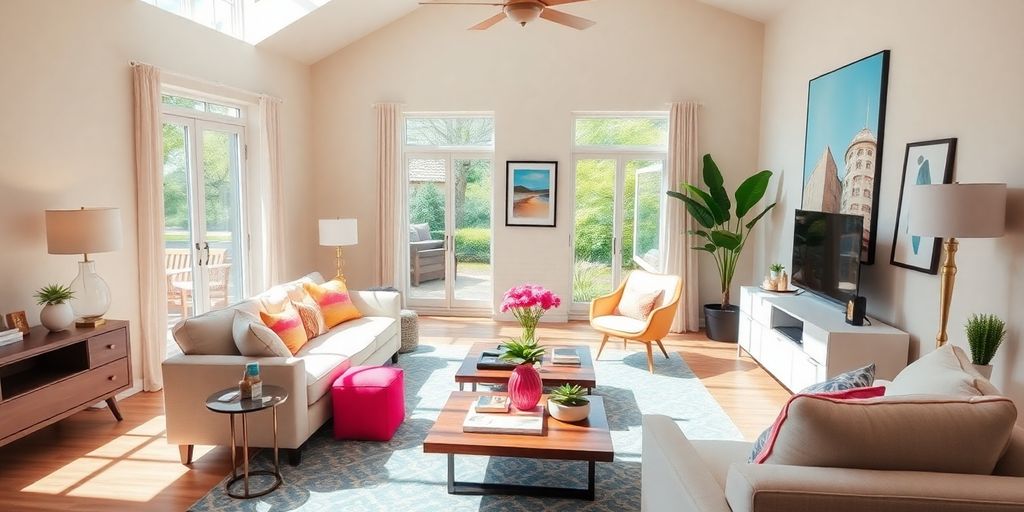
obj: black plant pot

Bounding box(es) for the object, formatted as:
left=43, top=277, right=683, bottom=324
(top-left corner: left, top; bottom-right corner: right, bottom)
left=704, top=304, right=740, bottom=342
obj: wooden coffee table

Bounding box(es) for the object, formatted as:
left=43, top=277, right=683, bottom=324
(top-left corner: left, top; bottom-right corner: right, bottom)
left=423, top=391, right=614, bottom=500
left=455, top=342, right=597, bottom=393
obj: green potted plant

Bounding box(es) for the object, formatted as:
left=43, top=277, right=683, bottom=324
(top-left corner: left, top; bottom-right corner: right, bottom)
left=667, top=154, right=776, bottom=342
left=965, top=313, right=1007, bottom=379
left=34, top=283, right=75, bottom=332
left=547, top=383, right=591, bottom=423
left=768, top=263, right=785, bottom=281
left=499, top=339, right=546, bottom=411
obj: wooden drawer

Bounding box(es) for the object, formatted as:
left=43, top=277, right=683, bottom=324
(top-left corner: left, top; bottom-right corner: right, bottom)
left=88, top=328, right=128, bottom=368
left=0, top=359, right=128, bottom=441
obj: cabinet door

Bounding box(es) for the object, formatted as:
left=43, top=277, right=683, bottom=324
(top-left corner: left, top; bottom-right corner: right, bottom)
left=791, top=352, right=822, bottom=390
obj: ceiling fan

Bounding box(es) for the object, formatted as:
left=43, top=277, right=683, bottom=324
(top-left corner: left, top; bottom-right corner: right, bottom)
left=419, top=0, right=596, bottom=31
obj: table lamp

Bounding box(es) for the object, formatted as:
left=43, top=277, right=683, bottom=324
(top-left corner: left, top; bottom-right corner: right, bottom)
left=319, top=218, right=358, bottom=282
left=45, top=207, right=123, bottom=327
left=907, top=183, right=1006, bottom=348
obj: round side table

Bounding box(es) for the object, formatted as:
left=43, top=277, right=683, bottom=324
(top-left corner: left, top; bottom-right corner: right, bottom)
left=205, top=385, right=289, bottom=499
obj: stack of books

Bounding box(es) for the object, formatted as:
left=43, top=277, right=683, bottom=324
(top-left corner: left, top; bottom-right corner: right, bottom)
left=463, top=397, right=544, bottom=435
left=551, top=347, right=581, bottom=366
left=473, top=395, right=510, bottom=413
left=477, top=348, right=516, bottom=370
left=0, top=328, right=24, bottom=347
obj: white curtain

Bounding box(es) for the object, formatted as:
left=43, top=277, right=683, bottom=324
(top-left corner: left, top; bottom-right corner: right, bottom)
left=258, top=95, right=287, bottom=287
left=132, top=63, right=167, bottom=391
left=664, top=101, right=702, bottom=333
left=375, top=103, right=400, bottom=286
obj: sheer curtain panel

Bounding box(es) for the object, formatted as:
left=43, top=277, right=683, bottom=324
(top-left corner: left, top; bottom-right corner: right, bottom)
left=132, top=63, right=167, bottom=391
left=664, top=101, right=702, bottom=332
left=375, top=103, right=400, bottom=286
left=258, top=95, right=287, bottom=287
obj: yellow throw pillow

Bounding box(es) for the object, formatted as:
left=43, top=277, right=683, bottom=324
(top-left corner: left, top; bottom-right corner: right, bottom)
left=260, top=303, right=309, bottom=355
left=303, top=280, right=363, bottom=328
left=292, top=296, right=327, bottom=340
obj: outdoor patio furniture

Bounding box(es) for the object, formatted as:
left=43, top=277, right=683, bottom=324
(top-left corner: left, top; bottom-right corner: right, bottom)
left=165, top=248, right=230, bottom=317
left=409, top=223, right=445, bottom=286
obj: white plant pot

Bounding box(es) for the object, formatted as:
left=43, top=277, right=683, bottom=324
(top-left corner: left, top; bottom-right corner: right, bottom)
left=547, top=398, right=591, bottom=423
left=40, top=303, right=74, bottom=332
left=972, top=363, right=993, bottom=379
left=770, top=270, right=780, bottom=280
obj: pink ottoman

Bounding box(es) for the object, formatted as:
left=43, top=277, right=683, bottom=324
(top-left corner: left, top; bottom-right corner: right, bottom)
left=331, top=366, right=405, bottom=441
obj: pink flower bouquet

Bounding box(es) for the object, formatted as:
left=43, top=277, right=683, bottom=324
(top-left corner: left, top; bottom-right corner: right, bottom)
left=500, top=284, right=562, bottom=344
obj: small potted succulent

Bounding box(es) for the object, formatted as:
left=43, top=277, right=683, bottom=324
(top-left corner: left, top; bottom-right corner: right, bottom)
left=34, top=283, right=75, bottom=332
left=499, top=339, right=546, bottom=411
left=548, top=383, right=591, bottom=423
left=769, top=263, right=785, bottom=281
left=965, top=313, right=1007, bottom=379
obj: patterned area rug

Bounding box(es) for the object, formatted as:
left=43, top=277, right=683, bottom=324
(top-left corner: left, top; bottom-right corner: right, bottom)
left=190, top=344, right=742, bottom=511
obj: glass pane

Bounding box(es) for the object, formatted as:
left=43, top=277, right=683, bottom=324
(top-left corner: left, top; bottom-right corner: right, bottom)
left=631, top=160, right=664, bottom=271
left=162, top=122, right=195, bottom=346
left=201, top=129, right=245, bottom=308
left=405, top=117, right=494, bottom=147
left=155, top=0, right=186, bottom=14
left=574, top=117, right=669, bottom=147
left=207, top=102, right=241, bottom=118
left=213, top=0, right=235, bottom=34
left=573, top=159, right=615, bottom=303
left=454, top=159, right=491, bottom=302
left=162, top=94, right=205, bottom=112
left=407, top=158, right=447, bottom=300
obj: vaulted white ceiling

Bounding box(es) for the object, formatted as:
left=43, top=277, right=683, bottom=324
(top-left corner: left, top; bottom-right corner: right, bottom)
left=256, top=0, right=792, bottom=66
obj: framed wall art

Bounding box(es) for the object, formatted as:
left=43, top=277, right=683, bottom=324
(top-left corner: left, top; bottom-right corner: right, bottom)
left=890, top=138, right=957, bottom=274
left=505, top=161, right=557, bottom=227
left=800, top=50, right=890, bottom=264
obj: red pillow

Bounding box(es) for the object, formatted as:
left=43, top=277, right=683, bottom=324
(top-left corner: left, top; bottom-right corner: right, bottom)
left=751, top=386, right=886, bottom=464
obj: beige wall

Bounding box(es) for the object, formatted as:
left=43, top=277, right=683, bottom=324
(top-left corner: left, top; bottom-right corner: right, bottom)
left=755, top=0, right=1024, bottom=415
left=0, top=0, right=314, bottom=389
left=311, top=0, right=765, bottom=319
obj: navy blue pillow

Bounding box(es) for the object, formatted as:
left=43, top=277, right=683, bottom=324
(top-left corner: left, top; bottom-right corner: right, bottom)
left=748, top=364, right=876, bottom=461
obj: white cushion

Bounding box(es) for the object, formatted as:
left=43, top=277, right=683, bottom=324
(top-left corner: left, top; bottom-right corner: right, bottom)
left=411, top=223, right=431, bottom=241
left=231, top=311, right=291, bottom=357
left=295, top=316, right=397, bottom=405
left=259, top=272, right=322, bottom=313
left=759, top=394, right=1017, bottom=475
left=886, top=344, right=1000, bottom=397
left=300, top=353, right=350, bottom=406
left=691, top=440, right=754, bottom=490
left=616, top=286, right=663, bottom=320
left=171, top=299, right=260, bottom=355
left=592, top=314, right=646, bottom=334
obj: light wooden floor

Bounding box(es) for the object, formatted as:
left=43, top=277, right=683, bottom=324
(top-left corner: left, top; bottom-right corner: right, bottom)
left=0, top=318, right=789, bottom=512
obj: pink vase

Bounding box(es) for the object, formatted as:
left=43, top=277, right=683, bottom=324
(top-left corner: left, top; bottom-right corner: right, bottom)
left=508, top=363, right=543, bottom=411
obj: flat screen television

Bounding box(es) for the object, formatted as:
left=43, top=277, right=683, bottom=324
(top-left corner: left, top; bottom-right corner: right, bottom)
left=791, top=210, right=863, bottom=305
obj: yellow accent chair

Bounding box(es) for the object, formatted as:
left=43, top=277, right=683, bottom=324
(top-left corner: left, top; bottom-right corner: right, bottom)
left=590, top=270, right=683, bottom=373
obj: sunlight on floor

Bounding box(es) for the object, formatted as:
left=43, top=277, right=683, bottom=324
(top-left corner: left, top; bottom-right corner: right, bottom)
left=21, top=415, right=215, bottom=502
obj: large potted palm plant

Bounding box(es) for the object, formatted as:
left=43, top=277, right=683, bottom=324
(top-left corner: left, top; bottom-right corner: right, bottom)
left=667, top=154, right=776, bottom=342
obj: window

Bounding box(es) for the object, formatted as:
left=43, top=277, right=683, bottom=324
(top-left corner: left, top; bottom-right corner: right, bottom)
left=867, top=149, right=873, bottom=156
left=864, top=189, right=872, bottom=199
left=852, top=188, right=861, bottom=197
left=857, top=148, right=863, bottom=156
left=856, top=160, right=862, bottom=169
left=144, top=0, right=243, bottom=38
left=571, top=113, right=668, bottom=307
left=402, top=114, right=494, bottom=311
left=162, top=94, right=241, bottom=118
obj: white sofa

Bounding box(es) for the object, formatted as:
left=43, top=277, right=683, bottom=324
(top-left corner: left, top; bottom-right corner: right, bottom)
left=162, top=272, right=401, bottom=465
left=642, top=346, right=1024, bottom=512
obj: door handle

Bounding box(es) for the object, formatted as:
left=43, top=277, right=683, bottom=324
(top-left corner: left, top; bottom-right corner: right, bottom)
left=202, top=242, right=211, bottom=265
left=194, top=242, right=203, bottom=266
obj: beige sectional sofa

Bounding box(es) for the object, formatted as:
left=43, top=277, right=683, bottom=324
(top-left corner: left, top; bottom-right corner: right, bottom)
left=642, top=345, right=1024, bottom=511
left=162, top=272, right=401, bottom=465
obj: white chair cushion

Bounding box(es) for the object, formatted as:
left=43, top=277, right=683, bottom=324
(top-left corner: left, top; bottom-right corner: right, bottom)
left=759, top=394, right=1017, bottom=475
left=691, top=439, right=755, bottom=489
left=171, top=298, right=261, bottom=355
left=886, top=344, right=1000, bottom=397
left=592, top=314, right=646, bottom=334
left=616, top=287, right=664, bottom=320
left=231, top=311, right=291, bottom=357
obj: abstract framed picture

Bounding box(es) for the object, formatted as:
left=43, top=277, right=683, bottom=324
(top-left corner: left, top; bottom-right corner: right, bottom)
left=890, top=138, right=957, bottom=274
left=800, top=50, right=890, bottom=264
left=505, top=161, right=557, bottom=227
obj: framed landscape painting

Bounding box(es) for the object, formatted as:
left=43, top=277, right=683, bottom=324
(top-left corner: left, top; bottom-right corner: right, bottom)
left=506, top=161, right=557, bottom=227
left=800, top=50, right=890, bottom=264
left=890, top=138, right=957, bottom=274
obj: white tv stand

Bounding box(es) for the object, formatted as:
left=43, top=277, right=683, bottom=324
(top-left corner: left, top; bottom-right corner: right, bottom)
left=738, top=286, right=909, bottom=392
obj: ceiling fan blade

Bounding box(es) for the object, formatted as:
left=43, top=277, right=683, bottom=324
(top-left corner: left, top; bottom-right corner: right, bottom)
left=540, top=0, right=588, bottom=6
left=419, top=2, right=504, bottom=5
left=469, top=12, right=507, bottom=30
left=539, top=8, right=595, bottom=30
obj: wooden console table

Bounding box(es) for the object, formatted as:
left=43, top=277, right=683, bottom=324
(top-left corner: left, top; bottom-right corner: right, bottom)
left=0, top=320, right=130, bottom=447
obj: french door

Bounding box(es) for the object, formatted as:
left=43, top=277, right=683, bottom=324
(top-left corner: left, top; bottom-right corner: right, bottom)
left=404, top=153, right=493, bottom=312
left=571, top=155, right=666, bottom=314
left=161, top=114, right=249, bottom=324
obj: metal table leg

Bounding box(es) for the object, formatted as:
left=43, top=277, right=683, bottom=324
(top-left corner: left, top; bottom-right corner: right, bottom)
left=446, top=455, right=596, bottom=500
left=226, top=408, right=284, bottom=499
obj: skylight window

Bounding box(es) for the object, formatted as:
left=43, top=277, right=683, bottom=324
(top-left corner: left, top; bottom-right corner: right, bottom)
left=142, top=0, right=332, bottom=44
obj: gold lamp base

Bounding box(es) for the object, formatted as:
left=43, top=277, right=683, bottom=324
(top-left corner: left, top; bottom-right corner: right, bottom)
left=76, top=317, right=107, bottom=328
left=935, top=237, right=958, bottom=348
left=334, top=246, right=347, bottom=283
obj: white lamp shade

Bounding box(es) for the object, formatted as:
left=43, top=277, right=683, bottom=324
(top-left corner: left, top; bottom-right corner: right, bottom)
left=45, top=207, right=123, bottom=255
left=319, top=218, right=358, bottom=246
left=907, top=183, right=1007, bottom=238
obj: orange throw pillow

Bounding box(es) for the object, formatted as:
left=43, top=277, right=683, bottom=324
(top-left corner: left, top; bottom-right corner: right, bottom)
left=260, top=303, right=309, bottom=355
left=303, top=280, right=363, bottom=328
